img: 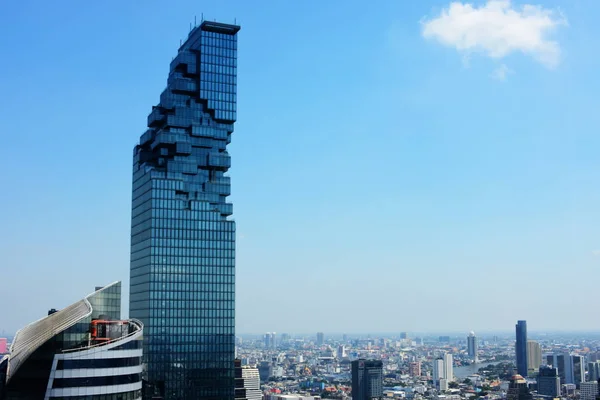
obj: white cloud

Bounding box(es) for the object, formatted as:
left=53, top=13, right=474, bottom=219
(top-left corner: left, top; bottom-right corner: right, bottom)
left=421, top=0, right=567, bottom=68
left=592, top=250, right=600, bottom=256
left=490, top=63, right=513, bottom=80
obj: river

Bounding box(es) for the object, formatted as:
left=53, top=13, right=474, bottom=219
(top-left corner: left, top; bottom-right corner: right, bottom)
left=454, top=361, right=502, bottom=379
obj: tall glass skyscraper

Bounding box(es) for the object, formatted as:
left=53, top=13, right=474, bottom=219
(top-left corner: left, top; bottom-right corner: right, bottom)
left=515, top=320, right=528, bottom=377
left=129, top=20, right=239, bottom=399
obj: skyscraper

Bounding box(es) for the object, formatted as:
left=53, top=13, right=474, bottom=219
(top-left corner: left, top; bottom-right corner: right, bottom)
left=515, top=320, right=528, bottom=377
left=571, top=355, right=584, bottom=386
left=444, top=353, right=454, bottom=381
left=316, top=332, right=324, bottom=346
left=351, top=359, right=383, bottom=400
left=467, top=331, right=478, bottom=363
left=409, top=361, right=421, bottom=377
left=527, top=340, right=541, bottom=373
left=588, top=361, right=600, bottom=382
left=264, top=332, right=273, bottom=349
left=537, top=366, right=560, bottom=397
left=433, top=359, right=444, bottom=383
left=129, top=20, right=240, bottom=399
left=555, top=354, right=567, bottom=383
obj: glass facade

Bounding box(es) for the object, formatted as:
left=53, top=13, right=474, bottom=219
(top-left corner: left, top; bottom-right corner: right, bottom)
left=515, top=320, right=528, bottom=377
left=2, top=283, right=143, bottom=400
left=129, top=20, right=239, bottom=400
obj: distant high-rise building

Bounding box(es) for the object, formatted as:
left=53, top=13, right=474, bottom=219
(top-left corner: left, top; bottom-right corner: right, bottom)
left=547, top=353, right=582, bottom=385
left=537, top=366, right=560, bottom=397
left=588, top=361, right=600, bottom=382
left=0, top=339, right=6, bottom=354
left=439, top=336, right=450, bottom=343
left=467, top=331, right=478, bottom=362
left=264, top=332, right=272, bottom=348
left=516, top=320, right=528, bottom=377
left=400, top=332, right=408, bottom=339
left=316, top=332, right=325, bottom=346
left=257, top=361, right=272, bottom=383
left=129, top=19, right=240, bottom=399
left=409, top=361, right=421, bottom=377
left=433, top=359, right=445, bottom=383
left=337, top=345, right=347, bottom=359
left=439, top=378, right=449, bottom=391
left=556, top=354, right=567, bottom=383
left=527, top=340, right=542, bottom=372
left=572, top=355, right=584, bottom=386
left=352, top=359, right=383, bottom=400
left=580, top=381, right=598, bottom=400
left=507, top=374, right=533, bottom=400
left=444, top=353, right=454, bottom=381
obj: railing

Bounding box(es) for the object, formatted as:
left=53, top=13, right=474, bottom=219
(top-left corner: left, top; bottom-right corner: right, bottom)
left=62, top=319, right=143, bottom=353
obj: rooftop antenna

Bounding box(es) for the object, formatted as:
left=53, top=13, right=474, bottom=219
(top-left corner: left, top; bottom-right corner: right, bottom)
left=190, top=22, right=192, bottom=32
left=201, top=13, right=204, bottom=22
left=234, top=18, right=237, bottom=25
left=194, top=15, right=197, bottom=26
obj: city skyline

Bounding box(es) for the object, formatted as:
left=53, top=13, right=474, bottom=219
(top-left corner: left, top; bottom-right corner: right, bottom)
left=3, top=0, right=600, bottom=334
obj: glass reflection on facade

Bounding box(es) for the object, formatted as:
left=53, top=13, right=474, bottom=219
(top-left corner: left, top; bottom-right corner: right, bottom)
left=129, top=20, right=239, bottom=400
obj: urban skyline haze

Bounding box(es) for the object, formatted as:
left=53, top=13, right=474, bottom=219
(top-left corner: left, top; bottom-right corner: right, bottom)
left=1, top=0, right=600, bottom=334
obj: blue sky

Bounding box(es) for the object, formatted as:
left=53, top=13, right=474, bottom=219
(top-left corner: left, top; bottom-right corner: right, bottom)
left=1, top=0, right=599, bottom=335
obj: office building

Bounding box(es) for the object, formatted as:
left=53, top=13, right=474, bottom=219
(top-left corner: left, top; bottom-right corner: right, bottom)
left=444, top=353, right=454, bottom=381
left=439, top=378, right=448, bottom=391
left=572, top=355, right=584, bottom=386
left=337, top=345, right=347, bottom=359
left=580, top=382, right=598, bottom=400
left=400, top=332, right=408, bottom=340
left=545, top=353, right=583, bottom=385
left=409, top=361, right=421, bottom=377
left=0, top=340, right=6, bottom=355
left=467, top=331, right=478, bottom=363
left=433, top=359, right=444, bottom=383
left=129, top=19, right=240, bottom=399
left=562, top=383, right=576, bottom=396
left=507, top=374, right=533, bottom=400
left=351, top=359, right=383, bottom=400
left=537, top=366, right=560, bottom=397
left=264, top=332, right=274, bottom=349
left=0, top=282, right=143, bottom=399
left=516, top=320, right=528, bottom=377
left=589, top=361, right=600, bottom=382
left=546, top=353, right=567, bottom=383
left=316, top=332, right=324, bottom=346
left=235, top=360, right=261, bottom=400
left=527, top=340, right=542, bottom=373
left=439, top=336, right=450, bottom=343
left=258, top=361, right=272, bottom=383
